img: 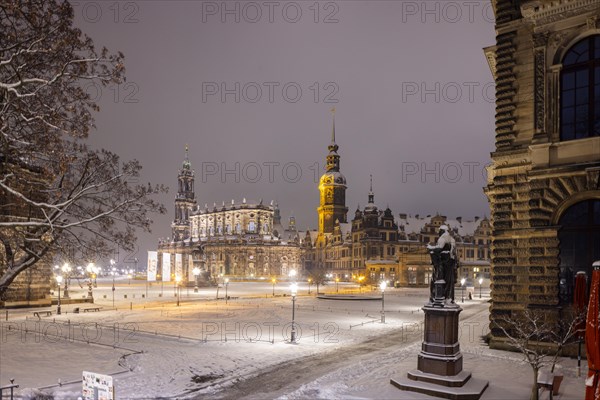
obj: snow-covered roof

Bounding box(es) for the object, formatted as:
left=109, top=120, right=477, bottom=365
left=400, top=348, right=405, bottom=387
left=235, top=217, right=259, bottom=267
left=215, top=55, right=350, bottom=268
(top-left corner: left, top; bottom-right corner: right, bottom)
left=195, top=199, right=276, bottom=215
left=339, top=222, right=351, bottom=237
left=306, top=230, right=319, bottom=244
left=398, top=215, right=486, bottom=237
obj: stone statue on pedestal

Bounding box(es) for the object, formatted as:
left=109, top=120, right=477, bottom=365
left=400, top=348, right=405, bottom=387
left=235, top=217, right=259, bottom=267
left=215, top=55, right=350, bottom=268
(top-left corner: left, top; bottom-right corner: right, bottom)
left=427, top=225, right=457, bottom=305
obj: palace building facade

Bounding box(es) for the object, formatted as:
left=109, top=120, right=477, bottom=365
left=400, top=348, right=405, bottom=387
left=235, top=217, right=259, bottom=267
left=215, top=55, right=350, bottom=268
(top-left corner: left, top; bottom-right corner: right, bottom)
left=155, top=118, right=492, bottom=288
left=301, top=117, right=492, bottom=288
left=484, top=0, right=600, bottom=349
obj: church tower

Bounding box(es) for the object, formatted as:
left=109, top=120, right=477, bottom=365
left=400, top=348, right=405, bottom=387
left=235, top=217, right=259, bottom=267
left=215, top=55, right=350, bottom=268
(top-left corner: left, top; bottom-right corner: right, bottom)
left=172, top=146, right=197, bottom=241
left=317, top=109, right=348, bottom=234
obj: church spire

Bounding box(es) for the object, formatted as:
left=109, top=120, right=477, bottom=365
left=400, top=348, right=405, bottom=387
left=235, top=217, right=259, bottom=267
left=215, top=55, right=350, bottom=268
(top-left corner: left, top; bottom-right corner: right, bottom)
left=368, top=174, right=374, bottom=204
left=331, top=107, right=336, bottom=144
left=326, top=108, right=340, bottom=171
left=182, top=144, right=191, bottom=170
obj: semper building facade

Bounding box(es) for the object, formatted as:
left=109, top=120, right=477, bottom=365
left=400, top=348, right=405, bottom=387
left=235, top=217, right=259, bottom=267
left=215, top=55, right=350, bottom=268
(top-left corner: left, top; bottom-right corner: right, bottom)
left=484, top=0, right=600, bottom=349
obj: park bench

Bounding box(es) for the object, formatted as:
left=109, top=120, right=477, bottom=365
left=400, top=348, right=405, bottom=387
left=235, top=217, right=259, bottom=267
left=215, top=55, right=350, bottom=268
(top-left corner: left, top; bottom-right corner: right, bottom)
left=83, top=307, right=101, bottom=312
left=537, top=371, right=563, bottom=400
left=33, top=310, right=52, bottom=318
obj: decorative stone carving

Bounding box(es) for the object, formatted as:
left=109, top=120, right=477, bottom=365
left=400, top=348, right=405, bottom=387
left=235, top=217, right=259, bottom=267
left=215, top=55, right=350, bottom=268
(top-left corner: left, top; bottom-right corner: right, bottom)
left=532, top=31, right=550, bottom=48
left=550, top=32, right=568, bottom=48
left=586, top=167, right=600, bottom=191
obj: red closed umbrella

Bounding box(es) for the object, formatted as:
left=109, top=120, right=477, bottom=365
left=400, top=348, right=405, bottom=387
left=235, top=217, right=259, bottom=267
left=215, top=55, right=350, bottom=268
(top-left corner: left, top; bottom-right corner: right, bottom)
left=575, top=272, right=588, bottom=377
left=585, top=263, right=600, bottom=400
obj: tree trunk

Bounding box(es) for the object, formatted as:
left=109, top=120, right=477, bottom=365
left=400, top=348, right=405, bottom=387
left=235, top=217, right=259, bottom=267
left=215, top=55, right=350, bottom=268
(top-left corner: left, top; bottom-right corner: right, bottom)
left=530, top=367, right=539, bottom=400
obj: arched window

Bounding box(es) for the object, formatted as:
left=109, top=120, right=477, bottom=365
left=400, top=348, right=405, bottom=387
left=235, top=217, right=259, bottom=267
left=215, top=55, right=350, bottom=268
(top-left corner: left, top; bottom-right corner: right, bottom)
left=558, top=199, right=600, bottom=304
left=560, top=35, right=600, bottom=141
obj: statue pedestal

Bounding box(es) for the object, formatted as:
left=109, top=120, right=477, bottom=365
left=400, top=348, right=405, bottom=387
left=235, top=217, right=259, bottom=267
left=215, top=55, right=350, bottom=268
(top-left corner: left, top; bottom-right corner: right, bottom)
left=391, top=304, right=488, bottom=399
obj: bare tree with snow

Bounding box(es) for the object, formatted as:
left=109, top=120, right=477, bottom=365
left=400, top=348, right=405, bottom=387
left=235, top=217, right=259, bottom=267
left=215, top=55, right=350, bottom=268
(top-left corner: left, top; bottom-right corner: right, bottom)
left=0, top=0, right=167, bottom=299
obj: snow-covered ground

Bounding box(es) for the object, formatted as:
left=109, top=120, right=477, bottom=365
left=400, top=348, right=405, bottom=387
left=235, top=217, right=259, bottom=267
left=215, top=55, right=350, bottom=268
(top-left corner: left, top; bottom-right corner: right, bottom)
left=0, top=281, right=585, bottom=399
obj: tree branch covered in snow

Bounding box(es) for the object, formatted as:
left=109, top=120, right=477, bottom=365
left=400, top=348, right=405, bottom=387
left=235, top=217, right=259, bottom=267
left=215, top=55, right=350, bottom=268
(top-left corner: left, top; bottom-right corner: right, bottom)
left=0, top=1, right=166, bottom=298
left=494, top=309, right=584, bottom=400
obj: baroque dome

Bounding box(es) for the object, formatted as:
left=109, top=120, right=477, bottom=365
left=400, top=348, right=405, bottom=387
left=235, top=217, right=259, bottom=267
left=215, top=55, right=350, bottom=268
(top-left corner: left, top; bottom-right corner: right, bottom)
left=320, top=171, right=347, bottom=186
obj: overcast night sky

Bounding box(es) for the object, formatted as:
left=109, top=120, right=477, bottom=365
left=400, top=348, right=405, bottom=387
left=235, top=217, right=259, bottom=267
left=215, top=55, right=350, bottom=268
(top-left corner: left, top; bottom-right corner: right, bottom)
left=73, top=1, right=497, bottom=267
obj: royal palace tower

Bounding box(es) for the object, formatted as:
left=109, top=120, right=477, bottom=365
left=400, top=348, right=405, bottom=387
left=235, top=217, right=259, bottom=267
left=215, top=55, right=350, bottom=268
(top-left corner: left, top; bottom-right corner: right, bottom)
left=317, top=112, right=348, bottom=235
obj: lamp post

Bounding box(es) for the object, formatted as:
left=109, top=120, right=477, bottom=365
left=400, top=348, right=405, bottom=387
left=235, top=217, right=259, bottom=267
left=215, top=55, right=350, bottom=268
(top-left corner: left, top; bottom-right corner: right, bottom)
left=271, top=277, right=276, bottom=297
left=335, top=277, right=339, bottom=293
left=193, top=267, right=200, bottom=293
left=308, top=278, right=312, bottom=294
left=380, top=281, right=387, bottom=323
left=92, top=266, right=98, bottom=287
left=225, top=278, right=229, bottom=304
left=55, top=275, right=63, bottom=315
left=479, top=277, right=483, bottom=298
left=86, top=263, right=94, bottom=300
left=289, top=282, right=298, bottom=343
left=110, top=259, right=116, bottom=308
left=176, top=276, right=181, bottom=306
left=61, top=263, right=71, bottom=298
left=460, top=278, right=466, bottom=303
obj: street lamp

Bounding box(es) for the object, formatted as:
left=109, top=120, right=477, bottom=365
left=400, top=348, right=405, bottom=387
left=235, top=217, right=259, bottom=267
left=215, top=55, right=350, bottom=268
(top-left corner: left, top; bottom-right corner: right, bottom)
left=61, top=263, right=71, bottom=298
left=308, top=278, right=312, bottom=294
left=225, top=278, right=229, bottom=304
left=110, top=259, right=116, bottom=308
left=193, top=267, right=200, bottom=293
left=271, top=277, right=276, bottom=296
left=289, top=269, right=297, bottom=281
left=55, top=275, right=63, bottom=315
left=358, top=276, right=364, bottom=293
left=479, top=277, right=483, bottom=298
left=335, top=277, right=339, bottom=293
left=289, top=282, right=298, bottom=343
left=380, top=281, right=387, bottom=323
left=86, top=263, right=94, bottom=300
left=172, top=273, right=177, bottom=296
left=92, top=266, right=98, bottom=287
left=176, top=276, right=181, bottom=306
left=460, top=278, right=466, bottom=303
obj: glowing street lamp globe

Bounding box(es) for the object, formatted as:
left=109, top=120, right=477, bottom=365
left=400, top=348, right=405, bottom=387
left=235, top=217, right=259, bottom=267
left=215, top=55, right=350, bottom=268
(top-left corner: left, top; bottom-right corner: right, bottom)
left=290, top=282, right=298, bottom=297
left=380, top=281, right=387, bottom=292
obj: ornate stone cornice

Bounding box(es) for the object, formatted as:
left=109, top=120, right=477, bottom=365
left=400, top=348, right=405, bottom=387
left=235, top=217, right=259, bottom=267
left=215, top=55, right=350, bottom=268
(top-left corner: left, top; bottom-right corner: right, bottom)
left=484, top=45, right=497, bottom=78
left=521, top=0, right=600, bottom=26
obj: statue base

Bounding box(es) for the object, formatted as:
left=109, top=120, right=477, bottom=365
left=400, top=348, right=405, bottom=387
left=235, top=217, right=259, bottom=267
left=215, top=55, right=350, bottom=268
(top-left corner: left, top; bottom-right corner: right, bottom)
left=390, top=304, right=488, bottom=400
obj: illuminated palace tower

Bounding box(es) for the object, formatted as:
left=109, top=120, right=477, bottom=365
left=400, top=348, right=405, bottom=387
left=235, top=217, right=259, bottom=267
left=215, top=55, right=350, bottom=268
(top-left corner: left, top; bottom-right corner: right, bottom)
left=171, top=146, right=197, bottom=242
left=317, top=111, right=348, bottom=235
